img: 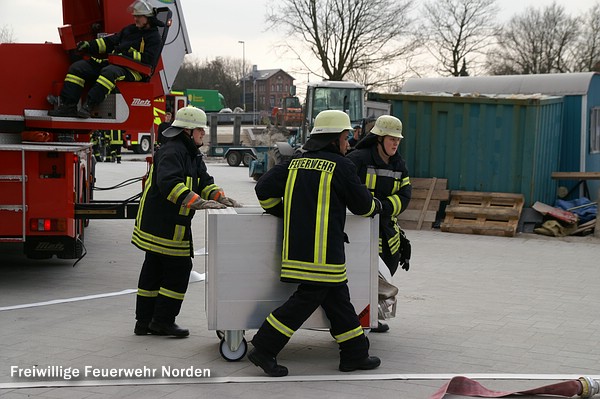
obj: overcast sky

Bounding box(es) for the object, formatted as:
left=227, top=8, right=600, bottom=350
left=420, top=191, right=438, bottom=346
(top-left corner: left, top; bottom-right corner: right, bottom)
left=2, top=0, right=598, bottom=84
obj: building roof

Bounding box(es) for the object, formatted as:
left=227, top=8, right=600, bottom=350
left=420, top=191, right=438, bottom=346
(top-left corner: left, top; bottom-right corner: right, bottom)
left=244, top=68, right=295, bottom=81
left=401, top=72, right=598, bottom=96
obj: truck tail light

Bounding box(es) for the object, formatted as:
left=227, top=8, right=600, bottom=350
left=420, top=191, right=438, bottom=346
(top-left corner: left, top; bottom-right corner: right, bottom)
left=30, top=218, right=67, bottom=232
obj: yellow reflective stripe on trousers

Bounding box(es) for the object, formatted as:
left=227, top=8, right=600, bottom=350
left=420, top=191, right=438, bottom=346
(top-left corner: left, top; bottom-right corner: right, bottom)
left=266, top=313, right=294, bottom=338
left=65, top=73, right=85, bottom=87
left=159, top=287, right=185, bottom=301
left=97, top=75, right=115, bottom=91
left=314, top=171, right=332, bottom=264
left=334, top=326, right=364, bottom=343
left=137, top=288, right=158, bottom=298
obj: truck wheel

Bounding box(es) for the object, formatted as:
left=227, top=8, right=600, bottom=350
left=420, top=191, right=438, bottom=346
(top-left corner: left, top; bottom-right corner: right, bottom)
left=139, top=136, right=152, bottom=154
left=242, top=152, right=254, bottom=167
left=226, top=151, right=242, bottom=167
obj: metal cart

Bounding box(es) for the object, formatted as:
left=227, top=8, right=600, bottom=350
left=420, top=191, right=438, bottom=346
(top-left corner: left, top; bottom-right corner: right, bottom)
left=205, top=207, right=378, bottom=361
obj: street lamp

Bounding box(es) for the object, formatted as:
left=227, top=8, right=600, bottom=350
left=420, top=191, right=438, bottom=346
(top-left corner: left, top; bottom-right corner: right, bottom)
left=238, top=40, right=245, bottom=112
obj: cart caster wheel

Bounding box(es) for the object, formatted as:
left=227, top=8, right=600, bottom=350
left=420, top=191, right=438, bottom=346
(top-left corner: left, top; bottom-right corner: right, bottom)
left=219, top=337, right=247, bottom=362
left=216, top=330, right=224, bottom=340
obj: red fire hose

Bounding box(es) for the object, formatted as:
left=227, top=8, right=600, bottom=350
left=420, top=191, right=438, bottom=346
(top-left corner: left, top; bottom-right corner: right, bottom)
left=429, top=376, right=599, bottom=399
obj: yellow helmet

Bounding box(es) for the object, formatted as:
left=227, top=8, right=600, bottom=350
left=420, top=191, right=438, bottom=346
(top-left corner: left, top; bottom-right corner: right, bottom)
left=310, top=110, right=353, bottom=135
left=370, top=115, right=403, bottom=138
left=162, top=106, right=207, bottom=137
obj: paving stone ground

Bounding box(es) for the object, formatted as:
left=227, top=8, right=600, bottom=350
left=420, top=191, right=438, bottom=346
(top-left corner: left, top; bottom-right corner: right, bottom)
left=0, top=156, right=598, bottom=399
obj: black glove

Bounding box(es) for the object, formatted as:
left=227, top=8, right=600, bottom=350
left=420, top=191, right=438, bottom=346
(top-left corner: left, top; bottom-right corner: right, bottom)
left=76, top=41, right=90, bottom=52
left=399, top=228, right=411, bottom=271
left=371, top=197, right=382, bottom=217
left=380, top=198, right=394, bottom=217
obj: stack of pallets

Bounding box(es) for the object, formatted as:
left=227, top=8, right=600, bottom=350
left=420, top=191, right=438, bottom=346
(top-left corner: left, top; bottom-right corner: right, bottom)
left=398, top=177, right=449, bottom=230
left=441, top=191, right=524, bottom=237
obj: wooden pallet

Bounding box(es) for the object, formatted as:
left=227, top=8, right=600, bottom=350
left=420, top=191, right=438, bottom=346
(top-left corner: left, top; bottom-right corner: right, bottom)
left=398, top=177, right=449, bottom=230
left=441, top=191, right=524, bottom=237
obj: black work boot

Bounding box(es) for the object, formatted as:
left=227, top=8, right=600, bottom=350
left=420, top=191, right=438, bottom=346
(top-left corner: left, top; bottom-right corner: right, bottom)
left=148, top=320, right=189, bottom=337
left=247, top=347, right=288, bottom=377
left=134, top=320, right=158, bottom=336
left=48, top=104, right=78, bottom=117
left=78, top=103, right=93, bottom=119
left=371, top=321, right=389, bottom=333
left=339, top=356, right=381, bottom=372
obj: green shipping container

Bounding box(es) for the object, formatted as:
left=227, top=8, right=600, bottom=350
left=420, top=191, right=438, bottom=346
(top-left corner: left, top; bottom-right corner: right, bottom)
left=370, top=93, right=564, bottom=206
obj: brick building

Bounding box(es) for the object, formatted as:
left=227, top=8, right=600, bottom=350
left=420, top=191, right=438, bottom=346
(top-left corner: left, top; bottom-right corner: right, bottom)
left=242, top=66, right=295, bottom=112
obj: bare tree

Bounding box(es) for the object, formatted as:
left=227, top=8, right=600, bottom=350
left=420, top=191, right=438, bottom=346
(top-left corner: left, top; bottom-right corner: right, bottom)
left=486, top=2, right=579, bottom=75
left=421, top=0, right=499, bottom=76
left=0, top=25, right=16, bottom=43
left=266, top=0, right=417, bottom=81
left=173, top=57, right=247, bottom=109
left=572, top=3, right=600, bottom=72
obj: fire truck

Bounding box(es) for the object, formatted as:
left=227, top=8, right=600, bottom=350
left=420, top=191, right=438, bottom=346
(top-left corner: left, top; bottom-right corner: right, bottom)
left=0, top=0, right=190, bottom=259
left=122, top=91, right=188, bottom=154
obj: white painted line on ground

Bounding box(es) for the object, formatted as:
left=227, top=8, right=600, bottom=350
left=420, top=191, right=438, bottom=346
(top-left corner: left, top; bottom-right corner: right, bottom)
left=0, top=272, right=205, bottom=312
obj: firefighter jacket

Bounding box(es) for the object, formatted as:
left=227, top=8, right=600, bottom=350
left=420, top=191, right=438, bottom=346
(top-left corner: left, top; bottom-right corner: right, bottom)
left=255, top=146, right=379, bottom=286
left=131, top=134, right=221, bottom=257
left=87, top=23, right=161, bottom=74
left=347, top=144, right=412, bottom=274
left=105, top=130, right=123, bottom=145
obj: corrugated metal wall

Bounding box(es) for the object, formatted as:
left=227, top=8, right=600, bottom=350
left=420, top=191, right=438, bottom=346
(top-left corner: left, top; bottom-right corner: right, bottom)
left=372, top=93, right=564, bottom=206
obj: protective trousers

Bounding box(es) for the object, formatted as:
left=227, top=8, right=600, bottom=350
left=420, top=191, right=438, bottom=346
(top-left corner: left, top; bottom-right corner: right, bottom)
left=135, top=252, right=193, bottom=324
left=60, top=59, right=139, bottom=107
left=251, top=283, right=369, bottom=363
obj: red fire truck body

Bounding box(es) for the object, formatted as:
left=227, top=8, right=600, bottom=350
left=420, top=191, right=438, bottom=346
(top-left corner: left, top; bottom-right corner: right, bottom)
left=0, top=0, right=190, bottom=259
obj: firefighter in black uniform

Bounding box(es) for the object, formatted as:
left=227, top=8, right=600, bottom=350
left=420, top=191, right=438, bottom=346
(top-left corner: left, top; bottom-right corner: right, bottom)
left=104, top=130, right=123, bottom=163
left=131, top=106, right=241, bottom=337
left=248, top=110, right=382, bottom=377
left=347, top=115, right=412, bottom=333
left=48, top=0, right=161, bottom=119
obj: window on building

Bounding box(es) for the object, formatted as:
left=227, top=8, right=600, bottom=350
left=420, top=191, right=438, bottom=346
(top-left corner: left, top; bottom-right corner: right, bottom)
left=591, top=107, right=600, bottom=154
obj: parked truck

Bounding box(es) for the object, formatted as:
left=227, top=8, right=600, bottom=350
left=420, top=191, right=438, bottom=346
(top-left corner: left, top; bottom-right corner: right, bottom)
left=185, top=89, right=227, bottom=112
left=0, top=0, right=190, bottom=259
left=248, top=80, right=367, bottom=180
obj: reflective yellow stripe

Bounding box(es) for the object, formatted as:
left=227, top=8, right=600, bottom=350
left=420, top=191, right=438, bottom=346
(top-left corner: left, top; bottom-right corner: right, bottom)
left=173, top=224, right=185, bottom=241
left=282, top=169, right=298, bottom=261
left=127, top=67, right=143, bottom=81
left=137, top=288, right=158, bottom=298
left=282, top=259, right=346, bottom=274
left=366, top=168, right=377, bottom=189
left=201, top=184, right=219, bottom=199
left=388, top=194, right=402, bottom=215
left=280, top=269, right=348, bottom=283
left=159, top=287, right=185, bottom=301
left=65, top=73, right=85, bottom=87
left=95, top=38, right=106, bottom=53
left=140, top=38, right=145, bottom=53
left=168, top=183, right=188, bottom=203
left=314, top=171, right=331, bottom=264
left=259, top=197, right=281, bottom=209
left=334, top=326, right=364, bottom=343
left=97, top=75, right=115, bottom=91
left=388, top=229, right=400, bottom=255
left=266, top=313, right=294, bottom=338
